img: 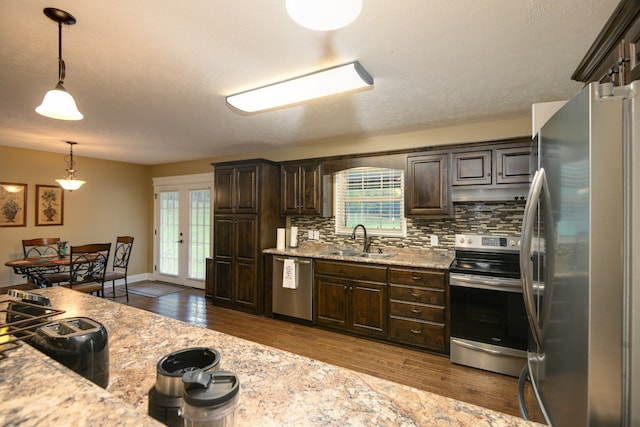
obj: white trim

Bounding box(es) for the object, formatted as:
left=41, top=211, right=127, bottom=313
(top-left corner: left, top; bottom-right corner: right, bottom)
left=153, top=173, right=215, bottom=187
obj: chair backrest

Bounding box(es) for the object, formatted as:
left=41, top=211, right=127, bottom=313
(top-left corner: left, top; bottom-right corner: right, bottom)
left=113, top=236, right=134, bottom=270
left=22, top=237, right=61, bottom=257
left=69, top=243, right=112, bottom=284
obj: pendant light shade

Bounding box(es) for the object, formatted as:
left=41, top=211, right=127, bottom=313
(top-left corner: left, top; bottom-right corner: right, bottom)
left=286, top=0, right=362, bottom=31
left=36, top=82, right=83, bottom=120
left=35, top=8, right=83, bottom=121
left=56, top=141, right=86, bottom=191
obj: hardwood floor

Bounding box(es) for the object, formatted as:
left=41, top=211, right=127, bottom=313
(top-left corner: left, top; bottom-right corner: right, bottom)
left=116, top=282, right=546, bottom=424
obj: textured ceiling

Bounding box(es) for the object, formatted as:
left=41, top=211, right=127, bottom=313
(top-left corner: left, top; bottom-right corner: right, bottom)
left=0, top=0, right=619, bottom=165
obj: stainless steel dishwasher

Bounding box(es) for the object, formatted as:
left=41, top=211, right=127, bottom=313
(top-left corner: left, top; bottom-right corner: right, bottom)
left=272, top=256, right=313, bottom=321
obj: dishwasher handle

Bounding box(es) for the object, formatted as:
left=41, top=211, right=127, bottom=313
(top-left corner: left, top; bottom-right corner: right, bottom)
left=274, top=257, right=311, bottom=265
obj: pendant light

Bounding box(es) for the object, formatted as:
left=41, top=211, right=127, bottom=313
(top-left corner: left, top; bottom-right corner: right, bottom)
left=56, top=142, right=86, bottom=191
left=286, top=0, right=362, bottom=31
left=35, top=8, right=83, bottom=121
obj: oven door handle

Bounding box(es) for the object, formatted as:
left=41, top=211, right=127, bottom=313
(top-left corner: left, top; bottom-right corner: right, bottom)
left=449, top=274, right=523, bottom=293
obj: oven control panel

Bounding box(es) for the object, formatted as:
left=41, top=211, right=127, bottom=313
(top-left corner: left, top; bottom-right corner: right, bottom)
left=455, top=234, right=521, bottom=251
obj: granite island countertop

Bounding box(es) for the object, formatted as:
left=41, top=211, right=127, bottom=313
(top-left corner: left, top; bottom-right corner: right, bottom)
left=0, top=287, right=543, bottom=426
left=264, top=242, right=455, bottom=270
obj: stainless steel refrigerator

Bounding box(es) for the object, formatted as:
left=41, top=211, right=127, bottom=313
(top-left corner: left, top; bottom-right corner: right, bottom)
left=520, top=81, right=640, bottom=426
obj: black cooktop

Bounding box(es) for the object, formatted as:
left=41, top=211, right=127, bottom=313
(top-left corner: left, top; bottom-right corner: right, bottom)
left=449, top=250, right=521, bottom=279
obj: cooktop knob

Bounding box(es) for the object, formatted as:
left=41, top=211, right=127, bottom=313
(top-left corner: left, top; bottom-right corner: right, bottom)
left=459, top=237, right=465, bottom=243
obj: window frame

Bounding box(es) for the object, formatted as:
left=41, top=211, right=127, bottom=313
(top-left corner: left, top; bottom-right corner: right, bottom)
left=334, top=167, right=407, bottom=238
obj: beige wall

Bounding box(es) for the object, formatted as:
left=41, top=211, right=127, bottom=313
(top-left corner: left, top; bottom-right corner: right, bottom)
left=0, top=146, right=151, bottom=287
left=1, top=115, right=531, bottom=287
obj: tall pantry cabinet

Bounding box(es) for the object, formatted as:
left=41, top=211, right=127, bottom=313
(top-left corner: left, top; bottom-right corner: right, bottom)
left=211, top=159, right=283, bottom=315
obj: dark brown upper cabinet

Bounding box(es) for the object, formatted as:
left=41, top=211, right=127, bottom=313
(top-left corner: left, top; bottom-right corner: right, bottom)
left=281, top=161, right=328, bottom=216
left=451, top=140, right=534, bottom=187
left=406, top=152, right=451, bottom=216
left=214, top=163, right=259, bottom=214
left=572, top=0, right=640, bottom=86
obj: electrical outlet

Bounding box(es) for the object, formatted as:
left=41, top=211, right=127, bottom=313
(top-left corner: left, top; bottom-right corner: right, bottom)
left=430, top=235, right=438, bottom=246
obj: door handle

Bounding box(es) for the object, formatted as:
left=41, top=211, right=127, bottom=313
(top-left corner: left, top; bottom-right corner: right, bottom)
left=177, top=240, right=184, bottom=243
left=520, top=168, right=554, bottom=350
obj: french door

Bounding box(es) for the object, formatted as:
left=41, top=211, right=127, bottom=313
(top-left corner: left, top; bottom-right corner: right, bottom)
left=153, top=173, right=214, bottom=288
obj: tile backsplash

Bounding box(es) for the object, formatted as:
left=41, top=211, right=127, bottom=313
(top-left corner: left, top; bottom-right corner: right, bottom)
left=291, top=201, right=525, bottom=252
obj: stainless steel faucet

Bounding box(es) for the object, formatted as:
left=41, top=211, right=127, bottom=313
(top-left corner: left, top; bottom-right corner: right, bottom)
left=351, top=224, right=372, bottom=253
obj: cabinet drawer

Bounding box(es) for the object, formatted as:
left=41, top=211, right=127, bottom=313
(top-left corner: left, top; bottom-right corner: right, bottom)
left=389, top=284, right=444, bottom=305
left=390, top=300, right=444, bottom=323
left=388, top=268, right=445, bottom=289
left=315, top=260, right=387, bottom=282
left=389, top=317, right=446, bottom=352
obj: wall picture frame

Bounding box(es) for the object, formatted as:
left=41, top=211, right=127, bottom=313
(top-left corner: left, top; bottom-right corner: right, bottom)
left=36, top=185, right=64, bottom=226
left=0, top=182, right=27, bottom=227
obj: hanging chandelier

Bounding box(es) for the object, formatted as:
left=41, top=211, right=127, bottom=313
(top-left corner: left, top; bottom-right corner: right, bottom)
left=56, top=141, right=86, bottom=191
left=35, top=8, right=84, bottom=121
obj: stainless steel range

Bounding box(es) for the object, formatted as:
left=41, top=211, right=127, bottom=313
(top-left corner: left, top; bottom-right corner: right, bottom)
left=449, top=234, right=528, bottom=377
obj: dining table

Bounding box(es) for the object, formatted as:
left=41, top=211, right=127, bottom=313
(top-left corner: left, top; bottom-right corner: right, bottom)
left=5, top=254, right=72, bottom=287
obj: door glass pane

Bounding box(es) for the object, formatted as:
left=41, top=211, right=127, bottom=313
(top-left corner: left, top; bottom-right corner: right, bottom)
left=189, top=189, right=210, bottom=280
left=159, top=191, right=179, bottom=275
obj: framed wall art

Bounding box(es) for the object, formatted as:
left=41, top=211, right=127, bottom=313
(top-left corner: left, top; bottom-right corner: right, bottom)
left=0, top=182, right=27, bottom=227
left=36, top=185, right=64, bottom=226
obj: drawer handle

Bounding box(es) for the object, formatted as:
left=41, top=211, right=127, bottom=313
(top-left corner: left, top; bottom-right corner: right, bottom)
left=411, top=275, right=422, bottom=281
left=410, top=292, right=421, bottom=298
left=411, top=309, right=421, bottom=314
left=410, top=328, right=422, bottom=334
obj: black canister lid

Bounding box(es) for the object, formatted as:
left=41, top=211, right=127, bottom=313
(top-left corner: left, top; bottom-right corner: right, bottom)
left=182, top=370, right=240, bottom=407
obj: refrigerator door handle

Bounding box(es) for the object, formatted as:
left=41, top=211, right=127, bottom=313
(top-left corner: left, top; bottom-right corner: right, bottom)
left=520, top=168, right=545, bottom=349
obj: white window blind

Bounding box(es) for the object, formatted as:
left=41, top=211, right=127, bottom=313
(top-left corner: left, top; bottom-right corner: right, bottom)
left=335, top=167, right=406, bottom=237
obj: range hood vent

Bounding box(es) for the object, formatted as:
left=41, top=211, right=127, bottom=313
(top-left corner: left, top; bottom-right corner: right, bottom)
left=451, top=185, right=530, bottom=203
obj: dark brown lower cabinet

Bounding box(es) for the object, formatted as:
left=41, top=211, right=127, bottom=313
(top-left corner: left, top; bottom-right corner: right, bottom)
left=388, top=267, right=448, bottom=353
left=212, top=215, right=261, bottom=314
left=314, top=260, right=387, bottom=339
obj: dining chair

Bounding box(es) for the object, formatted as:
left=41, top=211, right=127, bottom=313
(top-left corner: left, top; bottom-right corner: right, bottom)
left=104, top=236, right=134, bottom=300
left=21, top=237, right=68, bottom=286
left=66, top=243, right=112, bottom=297
left=22, top=237, right=60, bottom=257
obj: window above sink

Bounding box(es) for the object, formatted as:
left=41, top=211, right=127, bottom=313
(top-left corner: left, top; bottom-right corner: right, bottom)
left=334, top=167, right=407, bottom=238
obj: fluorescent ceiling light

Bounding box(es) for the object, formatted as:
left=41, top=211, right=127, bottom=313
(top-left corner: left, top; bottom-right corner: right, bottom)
left=226, top=61, right=373, bottom=113
left=286, top=0, right=362, bottom=31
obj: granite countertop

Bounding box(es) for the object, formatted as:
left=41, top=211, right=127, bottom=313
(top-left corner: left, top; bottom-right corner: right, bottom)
left=0, top=287, right=542, bottom=426
left=263, top=242, right=455, bottom=270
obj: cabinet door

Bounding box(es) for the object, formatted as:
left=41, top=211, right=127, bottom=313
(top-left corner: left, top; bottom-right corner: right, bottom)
left=451, top=150, right=492, bottom=186
left=495, top=146, right=533, bottom=184
left=406, top=153, right=450, bottom=216
left=214, top=167, right=235, bottom=214
left=315, top=275, right=348, bottom=330
left=213, top=217, right=234, bottom=302
left=205, top=258, right=214, bottom=298
left=281, top=164, right=300, bottom=215
left=350, top=280, right=387, bottom=338
left=234, top=165, right=259, bottom=214
left=233, top=217, right=258, bottom=308
left=299, top=163, right=322, bottom=215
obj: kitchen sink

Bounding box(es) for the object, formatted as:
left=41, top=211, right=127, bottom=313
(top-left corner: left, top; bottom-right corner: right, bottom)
left=322, top=250, right=396, bottom=260
left=359, top=252, right=396, bottom=259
